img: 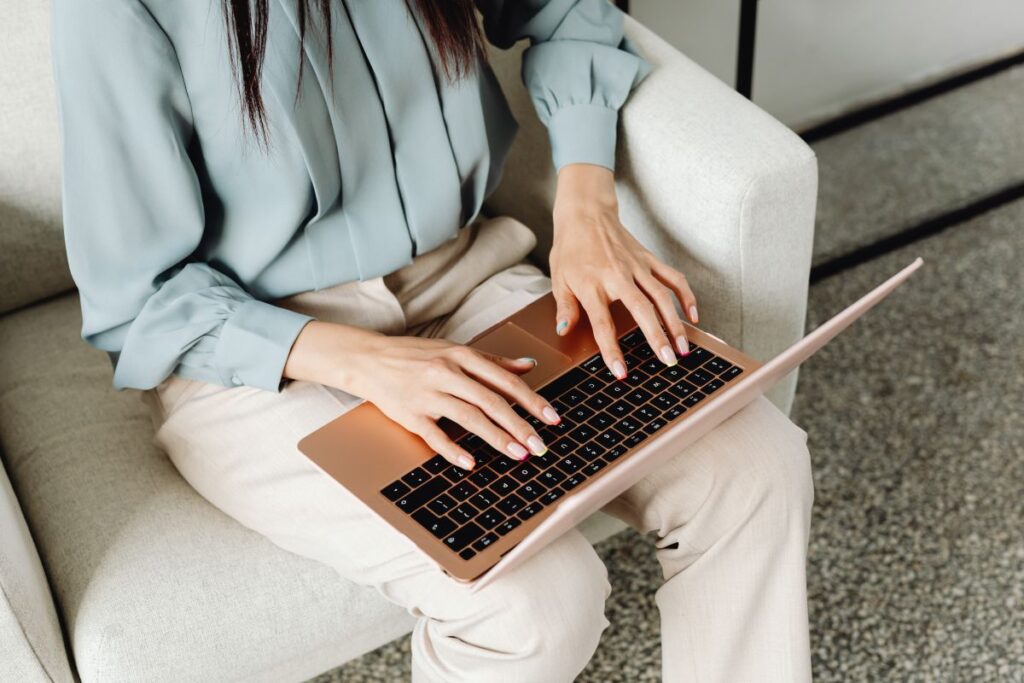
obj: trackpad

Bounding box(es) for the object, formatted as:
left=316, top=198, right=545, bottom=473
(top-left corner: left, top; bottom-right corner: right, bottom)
left=469, top=322, right=573, bottom=389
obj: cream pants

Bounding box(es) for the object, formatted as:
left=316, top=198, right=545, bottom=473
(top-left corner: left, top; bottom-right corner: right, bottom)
left=143, top=216, right=814, bottom=682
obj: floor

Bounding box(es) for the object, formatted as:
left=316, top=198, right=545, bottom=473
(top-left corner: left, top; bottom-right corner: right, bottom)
left=318, top=66, right=1024, bottom=682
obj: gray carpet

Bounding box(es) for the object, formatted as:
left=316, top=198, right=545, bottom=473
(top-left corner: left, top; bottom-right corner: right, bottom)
left=320, top=75, right=1024, bottom=682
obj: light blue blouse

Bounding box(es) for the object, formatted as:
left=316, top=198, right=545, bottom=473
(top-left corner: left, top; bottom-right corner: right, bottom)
left=52, top=0, right=651, bottom=393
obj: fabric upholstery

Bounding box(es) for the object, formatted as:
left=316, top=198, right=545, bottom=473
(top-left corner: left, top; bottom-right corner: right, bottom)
left=0, top=0, right=74, bottom=315
left=484, top=16, right=818, bottom=415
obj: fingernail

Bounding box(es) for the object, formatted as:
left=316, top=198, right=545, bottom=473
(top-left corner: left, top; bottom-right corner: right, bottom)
left=612, top=360, right=627, bottom=379
left=526, top=435, right=547, bottom=455
left=507, top=442, right=529, bottom=460
left=517, top=356, right=538, bottom=366
left=556, top=320, right=568, bottom=335
left=457, top=454, right=475, bottom=470
left=689, top=305, right=699, bottom=323
left=676, top=335, right=690, bottom=355
left=659, top=344, right=677, bottom=366
left=542, top=405, right=561, bottom=424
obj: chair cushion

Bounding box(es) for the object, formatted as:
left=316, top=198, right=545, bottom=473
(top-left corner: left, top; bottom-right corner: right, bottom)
left=0, top=294, right=623, bottom=681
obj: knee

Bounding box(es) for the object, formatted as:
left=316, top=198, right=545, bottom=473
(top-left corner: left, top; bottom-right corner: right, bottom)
left=744, top=415, right=815, bottom=524
left=457, top=533, right=610, bottom=682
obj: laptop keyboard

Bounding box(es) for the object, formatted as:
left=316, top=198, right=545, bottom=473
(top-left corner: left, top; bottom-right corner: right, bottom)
left=379, top=328, right=745, bottom=560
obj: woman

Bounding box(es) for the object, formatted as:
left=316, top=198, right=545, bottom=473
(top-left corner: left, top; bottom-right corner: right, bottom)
left=52, top=0, right=814, bottom=680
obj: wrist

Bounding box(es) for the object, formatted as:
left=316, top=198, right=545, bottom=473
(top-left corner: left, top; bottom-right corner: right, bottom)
left=283, top=320, right=384, bottom=393
left=554, top=163, right=618, bottom=224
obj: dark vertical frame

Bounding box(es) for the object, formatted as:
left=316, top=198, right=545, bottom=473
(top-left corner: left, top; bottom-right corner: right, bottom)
left=615, top=0, right=630, bottom=12
left=735, top=0, right=759, bottom=98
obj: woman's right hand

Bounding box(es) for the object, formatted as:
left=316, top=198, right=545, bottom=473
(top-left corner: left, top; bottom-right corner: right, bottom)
left=283, top=321, right=561, bottom=470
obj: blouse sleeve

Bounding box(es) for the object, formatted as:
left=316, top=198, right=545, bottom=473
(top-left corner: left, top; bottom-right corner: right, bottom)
left=475, top=0, right=652, bottom=171
left=52, top=0, right=314, bottom=393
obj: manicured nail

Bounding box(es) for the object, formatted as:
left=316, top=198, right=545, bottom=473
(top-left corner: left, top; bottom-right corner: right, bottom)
left=526, top=435, right=547, bottom=455
left=507, top=442, right=529, bottom=460
left=612, top=360, right=627, bottom=379
left=457, top=454, right=475, bottom=470
left=659, top=344, right=677, bottom=366
left=689, top=305, right=699, bottom=323
left=676, top=335, right=690, bottom=355
left=517, top=356, right=538, bottom=367
left=542, top=405, right=561, bottom=424
left=556, top=319, right=569, bottom=335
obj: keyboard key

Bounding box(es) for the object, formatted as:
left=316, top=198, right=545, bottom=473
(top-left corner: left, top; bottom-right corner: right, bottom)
left=444, top=522, right=485, bottom=552
left=654, top=393, right=680, bottom=410
left=703, top=379, right=725, bottom=394
left=470, top=490, right=498, bottom=510
left=496, top=517, right=522, bottom=536
left=401, top=468, right=430, bottom=487
left=604, top=382, right=628, bottom=399
left=563, top=473, right=586, bottom=490
left=539, top=469, right=566, bottom=487
left=579, top=443, right=606, bottom=461
left=497, top=494, right=526, bottom=515
left=479, top=508, right=506, bottom=529
left=579, top=377, right=607, bottom=394
left=561, top=389, right=587, bottom=407
left=608, top=399, right=631, bottom=418
left=489, top=455, right=516, bottom=474
left=615, top=417, right=642, bottom=434
left=422, top=455, right=448, bottom=474
left=640, top=358, right=663, bottom=375
left=441, top=465, right=468, bottom=483
left=723, top=365, right=744, bottom=381
left=642, top=376, right=670, bottom=395
left=380, top=481, right=410, bottom=501
left=620, top=329, right=645, bottom=349
left=533, top=450, right=560, bottom=468
left=538, top=367, right=589, bottom=402
left=662, top=365, right=686, bottom=382
left=428, top=494, right=457, bottom=515
left=688, top=369, right=714, bottom=386
left=450, top=483, right=477, bottom=501
left=469, top=469, right=496, bottom=487
left=643, top=418, right=667, bottom=434
left=568, top=404, right=595, bottom=423
left=541, top=487, right=565, bottom=505
left=582, top=353, right=605, bottom=374
left=510, top=462, right=540, bottom=483
left=412, top=509, right=457, bottom=538
left=635, top=405, right=661, bottom=422
left=625, top=432, right=649, bottom=448
left=460, top=433, right=485, bottom=451
left=518, top=503, right=541, bottom=520
left=585, top=393, right=612, bottom=411
left=584, top=460, right=607, bottom=475
left=704, top=357, right=732, bottom=374
left=394, top=477, right=448, bottom=513
left=597, top=429, right=624, bottom=447
left=669, top=379, right=698, bottom=399
left=491, top=476, right=517, bottom=496
left=451, top=502, right=479, bottom=523
left=555, top=455, right=585, bottom=474
left=603, top=446, right=626, bottom=462
left=683, top=392, right=707, bottom=407
left=459, top=548, right=476, bottom=560
left=631, top=344, right=655, bottom=360
left=666, top=405, right=687, bottom=420
left=567, top=424, right=596, bottom=443
left=588, top=412, right=614, bottom=430
left=551, top=437, right=578, bottom=456
left=473, top=532, right=500, bottom=551
left=519, top=481, right=547, bottom=501
left=681, top=347, right=709, bottom=369
left=624, top=369, right=649, bottom=386
left=625, top=388, right=653, bottom=406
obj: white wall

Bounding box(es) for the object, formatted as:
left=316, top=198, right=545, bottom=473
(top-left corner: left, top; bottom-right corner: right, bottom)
left=631, top=0, right=1024, bottom=129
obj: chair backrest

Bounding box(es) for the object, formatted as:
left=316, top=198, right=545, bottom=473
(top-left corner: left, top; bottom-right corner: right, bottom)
left=0, top=0, right=72, bottom=316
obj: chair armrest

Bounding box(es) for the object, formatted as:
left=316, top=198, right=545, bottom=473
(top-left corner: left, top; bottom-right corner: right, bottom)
left=484, top=16, right=818, bottom=416
left=0, top=457, right=73, bottom=683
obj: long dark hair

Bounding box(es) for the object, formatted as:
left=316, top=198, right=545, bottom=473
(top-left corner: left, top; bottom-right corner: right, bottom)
left=222, top=0, right=485, bottom=149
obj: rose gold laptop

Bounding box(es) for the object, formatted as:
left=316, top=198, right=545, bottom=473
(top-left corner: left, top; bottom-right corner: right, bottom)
left=299, top=257, right=924, bottom=590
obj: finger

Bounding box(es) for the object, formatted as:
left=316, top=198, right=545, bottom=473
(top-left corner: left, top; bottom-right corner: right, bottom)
left=460, top=350, right=561, bottom=425
left=552, top=276, right=581, bottom=337
left=438, top=393, right=540, bottom=461
left=620, top=286, right=676, bottom=366
left=476, top=350, right=540, bottom=376
left=649, top=258, right=699, bottom=325
left=416, top=418, right=476, bottom=470
left=637, top=275, right=691, bottom=356
left=578, top=289, right=626, bottom=379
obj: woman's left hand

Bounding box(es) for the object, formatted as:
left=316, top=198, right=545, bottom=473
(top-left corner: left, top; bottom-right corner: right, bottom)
left=549, top=163, right=699, bottom=380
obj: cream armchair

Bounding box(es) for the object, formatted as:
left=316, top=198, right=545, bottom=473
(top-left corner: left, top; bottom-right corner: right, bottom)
left=0, top=8, right=816, bottom=682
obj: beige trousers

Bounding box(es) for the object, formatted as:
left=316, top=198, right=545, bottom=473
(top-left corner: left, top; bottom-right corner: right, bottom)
left=143, top=216, right=814, bottom=683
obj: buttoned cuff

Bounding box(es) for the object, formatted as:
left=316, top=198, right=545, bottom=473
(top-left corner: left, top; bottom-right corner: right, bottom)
left=547, top=104, right=619, bottom=172
left=214, top=298, right=314, bottom=393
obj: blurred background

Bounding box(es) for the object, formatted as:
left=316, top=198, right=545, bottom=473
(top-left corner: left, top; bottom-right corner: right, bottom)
left=333, top=1, right=1024, bottom=680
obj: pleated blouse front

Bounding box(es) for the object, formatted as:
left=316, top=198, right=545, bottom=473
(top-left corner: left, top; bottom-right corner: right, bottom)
left=52, top=0, right=651, bottom=393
